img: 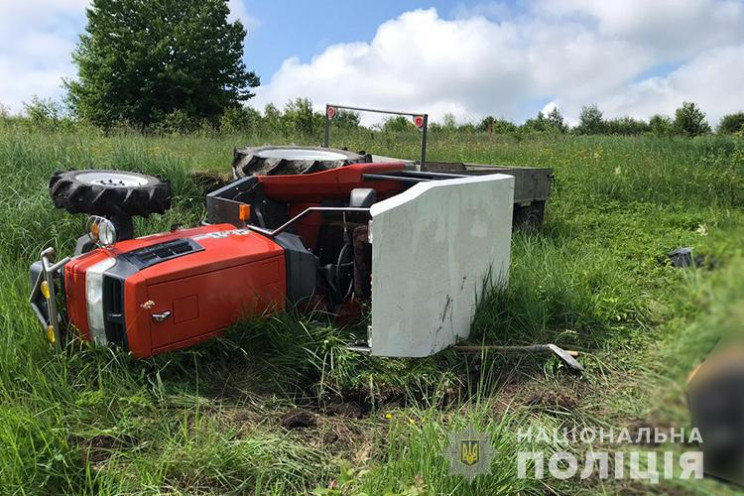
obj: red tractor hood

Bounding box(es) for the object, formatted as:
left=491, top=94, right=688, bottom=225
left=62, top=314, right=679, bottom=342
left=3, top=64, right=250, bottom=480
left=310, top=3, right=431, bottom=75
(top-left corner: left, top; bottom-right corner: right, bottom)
left=64, top=224, right=286, bottom=357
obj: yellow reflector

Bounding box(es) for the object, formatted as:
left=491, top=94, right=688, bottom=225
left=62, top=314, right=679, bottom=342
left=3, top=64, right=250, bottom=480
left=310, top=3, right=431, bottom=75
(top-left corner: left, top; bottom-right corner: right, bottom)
left=40, top=280, right=51, bottom=299
left=91, top=220, right=99, bottom=238
left=46, top=325, right=56, bottom=344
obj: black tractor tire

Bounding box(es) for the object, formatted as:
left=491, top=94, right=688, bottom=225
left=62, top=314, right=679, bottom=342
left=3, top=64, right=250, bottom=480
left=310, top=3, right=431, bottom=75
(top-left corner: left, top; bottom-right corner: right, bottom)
left=49, top=170, right=171, bottom=218
left=232, top=146, right=370, bottom=178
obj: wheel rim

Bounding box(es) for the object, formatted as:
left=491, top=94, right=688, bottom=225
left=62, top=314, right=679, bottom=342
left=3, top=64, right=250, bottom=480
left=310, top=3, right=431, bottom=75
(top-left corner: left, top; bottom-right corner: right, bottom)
left=257, top=148, right=351, bottom=161
left=75, top=171, right=150, bottom=187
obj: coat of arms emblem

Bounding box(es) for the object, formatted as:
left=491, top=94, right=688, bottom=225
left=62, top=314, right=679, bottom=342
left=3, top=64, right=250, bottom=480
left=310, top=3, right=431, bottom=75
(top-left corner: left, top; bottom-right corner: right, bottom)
left=445, top=423, right=495, bottom=482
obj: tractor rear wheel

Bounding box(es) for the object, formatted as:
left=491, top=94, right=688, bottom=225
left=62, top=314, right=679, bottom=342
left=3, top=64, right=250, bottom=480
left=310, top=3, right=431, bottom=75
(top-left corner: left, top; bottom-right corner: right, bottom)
left=232, top=146, right=369, bottom=178
left=49, top=170, right=171, bottom=218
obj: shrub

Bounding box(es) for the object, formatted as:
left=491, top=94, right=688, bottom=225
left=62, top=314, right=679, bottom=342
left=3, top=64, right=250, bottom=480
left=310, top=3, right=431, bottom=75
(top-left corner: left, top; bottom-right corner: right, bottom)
left=604, top=116, right=650, bottom=136
left=545, top=107, right=568, bottom=133
left=150, top=109, right=199, bottom=135
left=717, top=112, right=744, bottom=134
left=673, top=101, right=711, bottom=137
left=478, top=116, right=517, bottom=134
left=23, top=97, right=63, bottom=126
left=649, top=114, right=674, bottom=137
left=282, top=98, right=323, bottom=136
left=382, top=115, right=416, bottom=132
left=220, top=106, right=262, bottom=134
left=262, top=103, right=285, bottom=134
left=332, top=109, right=361, bottom=130
left=522, top=108, right=566, bottom=133
left=575, top=105, right=604, bottom=135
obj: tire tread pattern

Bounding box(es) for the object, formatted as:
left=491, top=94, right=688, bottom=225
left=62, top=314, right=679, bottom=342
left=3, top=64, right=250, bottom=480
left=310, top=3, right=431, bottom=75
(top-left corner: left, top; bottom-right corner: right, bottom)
left=49, top=170, right=171, bottom=217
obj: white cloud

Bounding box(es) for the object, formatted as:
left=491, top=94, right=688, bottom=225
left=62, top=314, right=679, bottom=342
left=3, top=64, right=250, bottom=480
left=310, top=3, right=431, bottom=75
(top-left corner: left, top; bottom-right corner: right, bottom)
left=227, top=0, right=261, bottom=35
left=0, top=0, right=260, bottom=114
left=533, top=0, right=744, bottom=59
left=0, top=0, right=87, bottom=112
left=254, top=3, right=744, bottom=126
left=598, top=44, right=744, bottom=121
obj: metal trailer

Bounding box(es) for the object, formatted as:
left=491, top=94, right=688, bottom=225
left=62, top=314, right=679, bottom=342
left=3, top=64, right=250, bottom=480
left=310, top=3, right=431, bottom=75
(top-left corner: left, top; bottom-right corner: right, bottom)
left=324, top=104, right=554, bottom=230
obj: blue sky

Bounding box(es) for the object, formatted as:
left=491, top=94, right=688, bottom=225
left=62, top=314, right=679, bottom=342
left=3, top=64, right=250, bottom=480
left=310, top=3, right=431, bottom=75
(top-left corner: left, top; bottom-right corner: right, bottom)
left=2, top=0, right=744, bottom=125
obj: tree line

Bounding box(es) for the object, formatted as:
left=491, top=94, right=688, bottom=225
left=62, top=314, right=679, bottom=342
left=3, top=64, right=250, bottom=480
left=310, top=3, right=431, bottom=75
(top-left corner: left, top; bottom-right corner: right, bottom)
left=11, top=95, right=744, bottom=138
left=474, top=103, right=744, bottom=137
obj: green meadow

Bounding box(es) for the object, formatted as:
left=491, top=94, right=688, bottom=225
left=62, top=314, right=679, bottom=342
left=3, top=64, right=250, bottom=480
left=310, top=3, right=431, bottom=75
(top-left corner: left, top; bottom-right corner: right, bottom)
left=1, top=122, right=743, bottom=494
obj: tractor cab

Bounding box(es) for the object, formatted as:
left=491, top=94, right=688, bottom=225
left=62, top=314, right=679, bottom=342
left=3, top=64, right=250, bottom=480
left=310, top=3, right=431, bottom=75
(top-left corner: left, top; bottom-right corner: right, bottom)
left=207, top=162, right=410, bottom=310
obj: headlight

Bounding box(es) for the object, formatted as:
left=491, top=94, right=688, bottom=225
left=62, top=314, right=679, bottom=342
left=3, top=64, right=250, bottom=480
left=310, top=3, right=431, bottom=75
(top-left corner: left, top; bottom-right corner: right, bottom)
left=86, top=257, right=116, bottom=344
left=88, top=216, right=118, bottom=246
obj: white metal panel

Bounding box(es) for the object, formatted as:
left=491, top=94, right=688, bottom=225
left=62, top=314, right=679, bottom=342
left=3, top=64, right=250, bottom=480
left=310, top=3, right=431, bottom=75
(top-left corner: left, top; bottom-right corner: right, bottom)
left=368, top=174, right=514, bottom=357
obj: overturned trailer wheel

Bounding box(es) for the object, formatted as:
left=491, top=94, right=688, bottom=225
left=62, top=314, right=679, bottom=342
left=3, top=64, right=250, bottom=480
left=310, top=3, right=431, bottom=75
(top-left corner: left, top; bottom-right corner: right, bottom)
left=232, top=146, right=369, bottom=178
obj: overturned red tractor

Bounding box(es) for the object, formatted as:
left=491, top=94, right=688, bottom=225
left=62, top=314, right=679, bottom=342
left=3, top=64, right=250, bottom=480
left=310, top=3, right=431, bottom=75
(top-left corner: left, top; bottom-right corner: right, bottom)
left=30, top=109, right=551, bottom=360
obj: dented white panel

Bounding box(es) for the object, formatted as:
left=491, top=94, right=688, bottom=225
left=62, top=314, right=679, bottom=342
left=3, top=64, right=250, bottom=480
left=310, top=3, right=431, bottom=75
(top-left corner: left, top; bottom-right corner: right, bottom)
left=369, top=174, right=514, bottom=357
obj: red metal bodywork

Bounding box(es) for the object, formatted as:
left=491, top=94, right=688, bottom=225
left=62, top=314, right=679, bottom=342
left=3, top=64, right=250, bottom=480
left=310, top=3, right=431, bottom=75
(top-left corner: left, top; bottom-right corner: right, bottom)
left=61, top=163, right=406, bottom=358
left=257, top=162, right=405, bottom=202
left=257, top=162, right=405, bottom=250
left=65, top=224, right=285, bottom=358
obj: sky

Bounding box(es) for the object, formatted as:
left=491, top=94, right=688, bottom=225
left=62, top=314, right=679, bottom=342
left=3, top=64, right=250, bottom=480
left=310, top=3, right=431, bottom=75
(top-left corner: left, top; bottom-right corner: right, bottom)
left=1, top=0, right=744, bottom=126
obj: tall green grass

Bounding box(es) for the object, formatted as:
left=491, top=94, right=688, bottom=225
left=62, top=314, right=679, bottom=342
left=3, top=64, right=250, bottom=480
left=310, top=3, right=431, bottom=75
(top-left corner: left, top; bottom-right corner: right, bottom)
left=0, top=121, right=743, bottom=494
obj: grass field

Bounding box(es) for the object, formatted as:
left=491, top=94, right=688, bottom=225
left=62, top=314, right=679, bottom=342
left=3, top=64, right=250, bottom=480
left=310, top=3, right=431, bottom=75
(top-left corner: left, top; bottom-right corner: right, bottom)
left=1, top=122, right=743, bottom=495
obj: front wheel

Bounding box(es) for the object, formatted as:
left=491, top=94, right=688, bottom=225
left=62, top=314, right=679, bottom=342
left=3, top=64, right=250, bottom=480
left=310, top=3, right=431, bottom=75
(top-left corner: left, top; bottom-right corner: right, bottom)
left=49, top=170, right=171, bottom=218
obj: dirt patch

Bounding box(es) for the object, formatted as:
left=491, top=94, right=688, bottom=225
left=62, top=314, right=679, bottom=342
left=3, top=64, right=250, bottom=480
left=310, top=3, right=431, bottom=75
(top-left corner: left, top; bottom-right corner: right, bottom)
left=281, top=408, right=317, bottom=429
left=325, top=401, right=364, bottom=419
left=627, top=420, right=680, bottom=447
left=526, top=390, right=579, bottom=412
left=73, top=433, right=139, bottom=468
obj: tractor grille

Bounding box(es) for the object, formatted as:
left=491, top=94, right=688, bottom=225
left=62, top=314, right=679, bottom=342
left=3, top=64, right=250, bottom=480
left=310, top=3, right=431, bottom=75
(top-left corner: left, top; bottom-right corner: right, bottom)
left=121, top=239, right=204, bottom=269
left=103, top=275, right=127, bottom=348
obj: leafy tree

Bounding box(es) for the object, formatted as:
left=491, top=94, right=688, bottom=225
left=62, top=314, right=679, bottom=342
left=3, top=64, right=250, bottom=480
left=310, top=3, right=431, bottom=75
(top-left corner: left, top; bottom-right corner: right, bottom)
left=575, top=105, right=604, bottom=135
left=262, top=103, right=284, bottom=134
left=23, top=97, right=64, bottom=125
left=382, top=116, right=416, bottom=132
left=522, top=108, right=567, bottom=133
left=604, top=116, right=650, bottom=136
left=150, top=109, right=198, bottom=134
left=66, top=0, right=259, bottom=128
left=717, top=112, right=744, bottom=134
left=522, top=112, right=548, bottom=132
left=442, top=113, right=457, bottom=130
left=673, top=102, right=711, bottom=137
left=22, top=96, right=74, bottom=130
left=477, top=116, right=517, bottom=134
left=546, top=107, right=568, bottom=133
left=282, top=98, right=323, bottom=136
left=332, top=109, right=361, bottom=130
left=649, top=114, right=674, bottom=136
left=477, top=116, right=495, bottom=132
left=220, top=106, right=262, bottom=133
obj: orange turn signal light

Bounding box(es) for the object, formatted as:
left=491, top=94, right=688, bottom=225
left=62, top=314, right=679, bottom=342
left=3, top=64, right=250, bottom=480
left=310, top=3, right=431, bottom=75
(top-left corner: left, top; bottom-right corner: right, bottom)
left=239, top=204, right=251, bottom=223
